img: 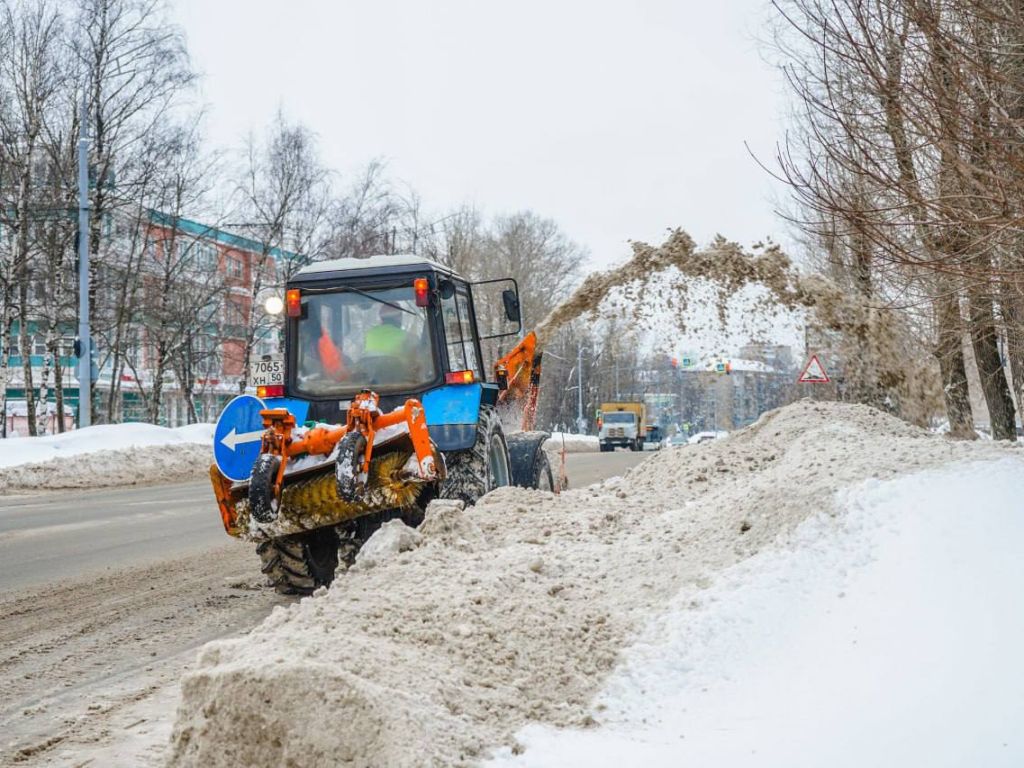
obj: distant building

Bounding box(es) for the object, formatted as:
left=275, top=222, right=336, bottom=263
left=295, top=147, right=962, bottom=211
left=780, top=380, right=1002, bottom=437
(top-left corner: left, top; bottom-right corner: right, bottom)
left=661, top=352, right=796, bottom=433
left=3, top=210, right=291, bottom=430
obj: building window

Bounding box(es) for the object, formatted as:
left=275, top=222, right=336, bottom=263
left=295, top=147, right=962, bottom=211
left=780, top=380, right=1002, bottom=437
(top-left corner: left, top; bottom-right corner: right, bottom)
left=224, top=299, right=246, bottom=327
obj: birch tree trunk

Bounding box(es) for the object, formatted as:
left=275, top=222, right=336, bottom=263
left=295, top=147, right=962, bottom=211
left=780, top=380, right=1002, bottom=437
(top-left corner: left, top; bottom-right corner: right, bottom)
left=51, top=336, right=66, bottom=433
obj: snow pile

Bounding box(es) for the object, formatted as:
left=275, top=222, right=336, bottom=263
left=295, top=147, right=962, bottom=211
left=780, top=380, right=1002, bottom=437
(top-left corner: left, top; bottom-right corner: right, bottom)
left=543, top=432, right=599, bottom=453
left=492, top=457, right=1024, bottom=766
left=0, top=422, right=215, bottom=491
left=353, top=519, right=423, bottom=569
left=167, top=401, right=1017, bottom=767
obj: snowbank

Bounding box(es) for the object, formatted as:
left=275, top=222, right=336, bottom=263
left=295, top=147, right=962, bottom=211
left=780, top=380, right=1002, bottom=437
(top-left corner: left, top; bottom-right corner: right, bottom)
left=167, top=401, right=1019, bottom=767
left=493, top=457, right=1024, bottom=766
left=0, top=422, right=215, bottom=491
left=543, top=432, right=599, bottom=453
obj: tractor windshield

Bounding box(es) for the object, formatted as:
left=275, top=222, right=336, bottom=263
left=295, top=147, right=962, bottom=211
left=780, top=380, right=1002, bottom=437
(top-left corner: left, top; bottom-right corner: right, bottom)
left=293, top=285, right=437, bottom=396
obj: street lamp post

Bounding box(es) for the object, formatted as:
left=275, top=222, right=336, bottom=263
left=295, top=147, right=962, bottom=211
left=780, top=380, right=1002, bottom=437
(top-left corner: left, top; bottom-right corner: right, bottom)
left=77, top=91, right=91, bottom=428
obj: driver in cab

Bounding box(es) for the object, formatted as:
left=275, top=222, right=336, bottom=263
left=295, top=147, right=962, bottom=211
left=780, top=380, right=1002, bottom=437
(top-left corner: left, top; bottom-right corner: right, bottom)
left=315, top=301, right=428, bottom=385
left=364, top=303, right=415, bottom=358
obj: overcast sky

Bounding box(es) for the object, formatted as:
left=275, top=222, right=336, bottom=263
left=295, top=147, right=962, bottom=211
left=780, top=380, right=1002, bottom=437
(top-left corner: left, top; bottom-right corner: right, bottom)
left=174, top=0, right=792, bottom=270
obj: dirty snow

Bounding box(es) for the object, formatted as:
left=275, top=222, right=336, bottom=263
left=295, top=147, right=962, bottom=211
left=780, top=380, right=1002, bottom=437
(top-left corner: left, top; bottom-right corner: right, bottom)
left=0, top=422, right=215, bottom=492
left=492, top=457, right=1024, bottom=767
left=167, top=400, right=1018, bottom=767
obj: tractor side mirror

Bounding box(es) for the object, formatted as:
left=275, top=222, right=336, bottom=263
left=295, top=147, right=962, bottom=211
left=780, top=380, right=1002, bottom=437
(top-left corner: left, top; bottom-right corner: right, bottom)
left=438, top=280, right=456, bottom=300
left=502, top=289, right=521, bottom=323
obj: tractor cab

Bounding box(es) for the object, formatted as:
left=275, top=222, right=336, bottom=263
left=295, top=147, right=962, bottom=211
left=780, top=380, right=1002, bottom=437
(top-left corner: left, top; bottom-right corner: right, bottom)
left=277, top=255, right=521, bottom=450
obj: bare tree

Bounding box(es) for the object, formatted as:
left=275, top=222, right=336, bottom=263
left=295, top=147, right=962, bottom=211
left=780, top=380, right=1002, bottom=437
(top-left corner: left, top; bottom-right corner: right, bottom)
left=75, top=0, right=195, bottom=422
left=769, top=0, right=1023, bottom=437
left=0, top=0, right=67, bottom=435
left=233, top=111, right=330, bottom=392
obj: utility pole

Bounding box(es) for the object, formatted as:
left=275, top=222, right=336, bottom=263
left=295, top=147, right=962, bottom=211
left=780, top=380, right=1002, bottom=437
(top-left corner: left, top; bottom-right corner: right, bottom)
left=77, top=91, right=91, bottom=428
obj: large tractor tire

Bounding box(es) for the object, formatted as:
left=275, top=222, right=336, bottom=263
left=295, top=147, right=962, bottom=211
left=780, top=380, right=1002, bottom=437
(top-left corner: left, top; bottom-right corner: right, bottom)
left=506, top=431, right=555, bottom=492
left=439, top=406, right=512, bottom=505
left=256, top=528, right=339, bottom=596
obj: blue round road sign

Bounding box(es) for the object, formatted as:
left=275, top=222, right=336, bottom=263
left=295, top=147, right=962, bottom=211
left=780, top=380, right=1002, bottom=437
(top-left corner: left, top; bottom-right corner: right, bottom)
left=214, top=395, right=267, bottom=482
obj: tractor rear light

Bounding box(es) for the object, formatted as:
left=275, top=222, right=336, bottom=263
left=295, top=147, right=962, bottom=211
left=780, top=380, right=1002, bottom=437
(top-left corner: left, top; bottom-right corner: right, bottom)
left=445, top=370, right=475, bottom=385
left=286, top=289, right=301, bottom=317
left=257, top=385, right=284, bottom=398
left=414, top=277, right=429, bottom=307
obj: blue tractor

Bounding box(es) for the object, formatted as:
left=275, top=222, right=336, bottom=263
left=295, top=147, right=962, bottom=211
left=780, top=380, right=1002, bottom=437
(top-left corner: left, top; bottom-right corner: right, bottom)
left=211, top=255, right=555, bottom=594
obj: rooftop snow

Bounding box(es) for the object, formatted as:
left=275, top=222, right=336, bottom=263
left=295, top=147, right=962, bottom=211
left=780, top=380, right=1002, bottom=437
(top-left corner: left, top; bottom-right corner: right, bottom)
left=294, top=254, right=458, bottom=278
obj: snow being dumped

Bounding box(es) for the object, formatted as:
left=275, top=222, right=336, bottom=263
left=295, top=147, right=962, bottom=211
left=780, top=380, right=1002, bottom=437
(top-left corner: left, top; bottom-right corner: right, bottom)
left=533, top=230, right=941, bottom=426
left=167, top=401, right=1018, bottom=767
left=0, top=422, right=214, bottom=492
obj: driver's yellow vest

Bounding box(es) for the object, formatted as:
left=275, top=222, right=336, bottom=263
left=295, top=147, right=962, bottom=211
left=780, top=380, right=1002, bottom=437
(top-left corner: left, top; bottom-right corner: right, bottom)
left=364, top=324, right=409, bottom=356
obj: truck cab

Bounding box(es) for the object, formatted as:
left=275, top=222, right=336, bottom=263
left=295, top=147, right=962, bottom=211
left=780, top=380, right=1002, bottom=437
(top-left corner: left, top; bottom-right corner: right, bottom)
left=598, top=401, right=647, bottom=452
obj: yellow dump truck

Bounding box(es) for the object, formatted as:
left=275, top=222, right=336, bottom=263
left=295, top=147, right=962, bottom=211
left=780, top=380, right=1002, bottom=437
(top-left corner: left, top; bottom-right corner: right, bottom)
left=598, top=402, right=647, bottom=451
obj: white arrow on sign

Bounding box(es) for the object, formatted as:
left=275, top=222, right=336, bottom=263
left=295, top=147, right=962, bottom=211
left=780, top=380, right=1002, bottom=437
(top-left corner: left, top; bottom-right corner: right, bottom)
left=220, top=427, right=265, bottom=452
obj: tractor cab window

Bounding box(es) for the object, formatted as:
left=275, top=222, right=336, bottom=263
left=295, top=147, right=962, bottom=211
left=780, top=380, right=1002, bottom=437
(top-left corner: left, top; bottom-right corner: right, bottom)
left=294, top=285, right=437, bottom=396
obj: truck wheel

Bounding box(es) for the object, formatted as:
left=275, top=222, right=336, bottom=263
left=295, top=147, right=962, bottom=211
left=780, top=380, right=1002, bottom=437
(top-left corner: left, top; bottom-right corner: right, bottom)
left=256, top=528, right=339, bottom=596
left=599, top=443, right=610, bottom=453
left=506, top=431, right=555, bottom=491
left=439, top=406, right=511, bottom=504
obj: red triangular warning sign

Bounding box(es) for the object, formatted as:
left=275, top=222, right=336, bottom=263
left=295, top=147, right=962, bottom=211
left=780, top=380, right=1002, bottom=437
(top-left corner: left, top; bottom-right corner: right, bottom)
left=798, top=354, right=830, bottom=383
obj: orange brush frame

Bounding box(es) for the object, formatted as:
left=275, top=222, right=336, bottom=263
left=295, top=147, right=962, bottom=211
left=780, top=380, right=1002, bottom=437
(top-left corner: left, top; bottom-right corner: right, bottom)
left=253, top=391, right=438, bottom=508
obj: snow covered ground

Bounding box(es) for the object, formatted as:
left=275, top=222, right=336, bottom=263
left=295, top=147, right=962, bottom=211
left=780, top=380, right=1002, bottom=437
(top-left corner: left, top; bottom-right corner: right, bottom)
left=0, top=422, right=213, bottom=469
left=0, top=422, right=214, bottom=491
left=492, top=457, right=1024, bottom=767
left=544, top=432, right=599, bottom=453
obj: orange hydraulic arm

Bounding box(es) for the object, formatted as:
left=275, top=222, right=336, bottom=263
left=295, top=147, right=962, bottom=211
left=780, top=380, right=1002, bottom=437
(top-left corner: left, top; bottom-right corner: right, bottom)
left=494, top=331, right=543, bottom=431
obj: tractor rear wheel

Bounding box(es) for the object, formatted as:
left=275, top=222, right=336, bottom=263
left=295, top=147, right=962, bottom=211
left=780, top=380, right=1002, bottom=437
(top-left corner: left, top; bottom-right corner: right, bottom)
left=439, top=406, right=511, bottom=505
left=506, top=431, right=556, bottom=492
left=256, top=528, right=339, bottom=596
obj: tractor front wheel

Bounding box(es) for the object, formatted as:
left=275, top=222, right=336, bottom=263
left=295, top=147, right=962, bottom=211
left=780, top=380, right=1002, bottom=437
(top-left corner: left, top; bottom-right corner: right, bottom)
left=439, top=406, right=511, bottom=505
left=256, top=528, right=339, bottom=596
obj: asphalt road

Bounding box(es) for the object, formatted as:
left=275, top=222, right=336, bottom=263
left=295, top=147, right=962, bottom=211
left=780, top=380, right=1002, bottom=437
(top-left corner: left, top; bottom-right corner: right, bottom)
left=0, top=481, right=224, bottom=592
left=0, top=449, right=650, bottom=593
left=0, top=448, right=651, bottom=766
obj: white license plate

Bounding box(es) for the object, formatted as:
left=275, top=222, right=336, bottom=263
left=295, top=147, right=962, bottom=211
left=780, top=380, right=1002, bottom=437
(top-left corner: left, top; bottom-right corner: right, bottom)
left=251, top=354, right=284, bottom=387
